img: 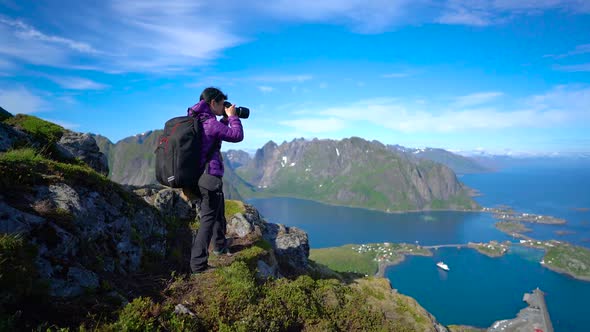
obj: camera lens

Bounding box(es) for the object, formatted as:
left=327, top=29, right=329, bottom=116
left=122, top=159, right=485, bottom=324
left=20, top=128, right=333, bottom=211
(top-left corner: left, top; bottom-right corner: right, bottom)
left=223, top=101, right=249, bottom=119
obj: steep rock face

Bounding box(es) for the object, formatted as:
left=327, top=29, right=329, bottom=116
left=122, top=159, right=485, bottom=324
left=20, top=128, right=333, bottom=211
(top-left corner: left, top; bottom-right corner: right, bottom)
left=225, top=149, right=251, bottom=168
left=108, top=131, right=160, bottom=186
left=238, top=137, right=478, bottom=211
left=56, top=131, right=109, bottom=176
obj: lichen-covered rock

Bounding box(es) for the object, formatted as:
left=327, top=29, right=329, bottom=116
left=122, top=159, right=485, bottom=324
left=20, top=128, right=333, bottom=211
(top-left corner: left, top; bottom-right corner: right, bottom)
left=227, top=213, right=254, bottom=238
left=56, top=131, right=109, bottom=175
left=262, top=223, right=310, bottom=276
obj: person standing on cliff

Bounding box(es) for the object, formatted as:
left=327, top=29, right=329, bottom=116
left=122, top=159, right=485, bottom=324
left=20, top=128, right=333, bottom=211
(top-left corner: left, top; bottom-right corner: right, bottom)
left=185, top=87, right=244, bottom=274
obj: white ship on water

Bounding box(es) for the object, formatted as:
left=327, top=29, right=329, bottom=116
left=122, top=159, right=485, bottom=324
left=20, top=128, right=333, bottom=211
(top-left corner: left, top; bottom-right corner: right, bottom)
left=436, top=261, right=450, bottom=271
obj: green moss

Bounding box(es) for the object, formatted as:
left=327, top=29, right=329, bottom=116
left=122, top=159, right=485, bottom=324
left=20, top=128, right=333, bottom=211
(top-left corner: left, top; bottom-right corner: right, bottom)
left=0, top=148, right=43, bottom=163
left=236, top=244, right=266, bottom=262
left=0, top=148, right=123, bottom=201
left=224, top=200, right=245, bottom=220
left=4, top=114, right=65, bottom=144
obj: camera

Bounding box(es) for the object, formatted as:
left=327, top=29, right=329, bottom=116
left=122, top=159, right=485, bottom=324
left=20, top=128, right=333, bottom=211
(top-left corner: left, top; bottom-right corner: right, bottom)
left=223, top=101, right=250, bottom=119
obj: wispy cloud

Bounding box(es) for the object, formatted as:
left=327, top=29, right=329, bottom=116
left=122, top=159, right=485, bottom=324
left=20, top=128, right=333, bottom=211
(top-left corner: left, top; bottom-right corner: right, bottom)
left=43, top=118, right=80, bottom=130
left=258, top=86, right=274, bottom=93
left=382, top=72, right=412, bottom=78
left=47, top=76, right=109, bottom=90
left=453, top=91, right=504, bottom=107
left=553, top=63, right=590, bottom=72
left=0, top=17, right=99, bottom=54
left=282, top=85, right=589, bottom=134
left=2, top=0, right=589, bottom=76
left=0, top=86, right=47, bottom=114
left=437, top=0, right=590, bottom=27
left=545, top=43, right=590, bottom=59
left=0, top=2, right=243, bottom=73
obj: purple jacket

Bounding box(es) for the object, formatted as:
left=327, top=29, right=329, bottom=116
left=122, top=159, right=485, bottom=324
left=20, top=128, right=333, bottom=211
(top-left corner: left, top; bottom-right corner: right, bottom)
left=187, top=100, right=243, bottom=177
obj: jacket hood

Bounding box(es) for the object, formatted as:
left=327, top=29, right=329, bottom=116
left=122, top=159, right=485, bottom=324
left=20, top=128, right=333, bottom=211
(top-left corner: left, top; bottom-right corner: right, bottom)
left=187, top=100, right=215, bottom=119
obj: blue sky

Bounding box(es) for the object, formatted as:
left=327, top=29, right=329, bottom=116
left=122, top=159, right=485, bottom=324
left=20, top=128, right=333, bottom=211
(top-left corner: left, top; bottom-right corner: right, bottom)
left=1, top=0, right=589, bottom=155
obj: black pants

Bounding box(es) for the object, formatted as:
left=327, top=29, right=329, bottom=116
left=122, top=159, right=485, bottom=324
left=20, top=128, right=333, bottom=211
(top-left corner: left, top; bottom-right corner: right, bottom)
left=190, top=185, right=227, bottom=272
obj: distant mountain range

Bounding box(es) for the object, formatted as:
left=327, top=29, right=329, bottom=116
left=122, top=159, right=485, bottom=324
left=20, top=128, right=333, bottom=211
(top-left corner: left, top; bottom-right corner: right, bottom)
left=387, top=145, right=491, bottom=174
left=94, top=133, right=481, bottom=212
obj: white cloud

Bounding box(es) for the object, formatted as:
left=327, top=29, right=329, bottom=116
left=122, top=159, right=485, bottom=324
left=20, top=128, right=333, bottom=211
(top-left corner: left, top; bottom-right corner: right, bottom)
left=2, top=0, right=589, bottom=75
left=258, top=86, right=274, bottom=93
left=553, top=63, right=590, bottom=72
left=0, top=17, right=99, bottom=54
left=382, top=72, right=412, bottom=78
left=437, top=0, right=590, bottom=26
left=438, top=9, right=491, bottom=26
left=0, top=87, right=46, bottom=114
left=47, top=76, right=109, bottom=90
left=253, top=0, right=417, bottom=33
left=312, top=85, right=589, bottom=133
left=546, top=43, right=590, bottom=59
left=0, top=2, right=243, bottom=73
left=453, top=91, right=504, bottom=107
left=280, top=117, right=347, bottom=133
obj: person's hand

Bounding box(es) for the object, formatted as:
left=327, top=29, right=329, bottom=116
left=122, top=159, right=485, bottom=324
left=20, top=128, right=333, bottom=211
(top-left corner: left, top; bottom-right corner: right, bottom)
left=225, top=103, right=236, bottom=117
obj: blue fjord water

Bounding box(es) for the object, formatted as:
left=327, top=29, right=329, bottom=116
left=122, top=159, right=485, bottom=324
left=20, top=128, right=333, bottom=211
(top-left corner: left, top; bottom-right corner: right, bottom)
left=247, top=166, right=590, bottom=331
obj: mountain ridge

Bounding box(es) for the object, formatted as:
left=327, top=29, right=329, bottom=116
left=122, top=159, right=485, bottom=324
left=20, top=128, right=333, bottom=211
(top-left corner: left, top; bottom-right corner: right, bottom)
left=93, top=131, right=479, bottom=212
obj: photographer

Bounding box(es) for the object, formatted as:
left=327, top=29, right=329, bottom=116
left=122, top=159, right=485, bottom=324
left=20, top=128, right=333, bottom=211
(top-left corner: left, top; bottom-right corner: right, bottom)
left=186, top=87, right=244, bottom=274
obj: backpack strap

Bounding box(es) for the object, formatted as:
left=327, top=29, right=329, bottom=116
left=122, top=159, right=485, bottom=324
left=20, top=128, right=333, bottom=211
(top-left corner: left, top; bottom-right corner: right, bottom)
left=200, top=117, right=219, bottom=175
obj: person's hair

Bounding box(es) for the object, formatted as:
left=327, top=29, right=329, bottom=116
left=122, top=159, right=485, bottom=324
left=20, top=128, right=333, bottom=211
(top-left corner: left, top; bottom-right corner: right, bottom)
left=200, top=87, right=228, bottom=104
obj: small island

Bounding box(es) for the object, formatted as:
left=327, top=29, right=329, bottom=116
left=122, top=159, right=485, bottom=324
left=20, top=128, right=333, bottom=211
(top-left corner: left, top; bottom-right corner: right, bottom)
left=310, top=242, right=431, bottom=276
left=483, top=206, right=566, bottom=224
left=495, top=221, right=531, bottom=234
left=468, top=241, right=510, bottom=257
left=519, top=239, right=590, bottom=282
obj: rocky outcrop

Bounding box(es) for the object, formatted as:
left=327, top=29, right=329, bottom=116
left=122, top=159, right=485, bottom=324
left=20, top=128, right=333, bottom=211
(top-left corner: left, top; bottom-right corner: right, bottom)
left=261, top=223, right=310, bottom=276
left=1, top=181, right=166, bottom=298
left=56, top=131, right=109, bottom=176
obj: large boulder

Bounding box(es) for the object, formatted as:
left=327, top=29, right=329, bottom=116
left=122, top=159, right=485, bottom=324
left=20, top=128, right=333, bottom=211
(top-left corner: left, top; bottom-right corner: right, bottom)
left=132, top=186, right=196, bottom=221
left=56, top=131, right=109, bottom=176
left=262, top=223, right=310, bottom=276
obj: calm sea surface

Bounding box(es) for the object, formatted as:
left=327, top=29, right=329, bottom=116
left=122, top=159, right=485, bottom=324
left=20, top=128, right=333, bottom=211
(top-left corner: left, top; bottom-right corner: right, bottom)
left=247, top=166, right=590, bottom=331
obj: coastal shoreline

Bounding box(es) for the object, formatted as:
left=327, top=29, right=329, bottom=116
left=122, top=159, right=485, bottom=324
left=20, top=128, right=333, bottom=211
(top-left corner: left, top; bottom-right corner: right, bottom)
left=249, top=194, right=482, bottom=214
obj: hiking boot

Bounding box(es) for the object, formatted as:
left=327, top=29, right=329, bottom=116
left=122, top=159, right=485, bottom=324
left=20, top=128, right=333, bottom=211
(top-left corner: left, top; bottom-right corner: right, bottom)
left=213, top=238, right=233, bottom=256
left=191, top=265, right=216, bottom=275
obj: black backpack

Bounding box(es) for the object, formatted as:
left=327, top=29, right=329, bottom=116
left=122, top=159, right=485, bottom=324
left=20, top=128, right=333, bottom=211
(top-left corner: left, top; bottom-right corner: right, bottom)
left=155, top=116, right=210, bottom=188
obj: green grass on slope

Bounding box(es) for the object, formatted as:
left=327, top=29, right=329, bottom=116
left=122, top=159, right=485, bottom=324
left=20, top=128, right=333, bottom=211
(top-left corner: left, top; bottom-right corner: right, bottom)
left=310, top=245, right=380, bottom=276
